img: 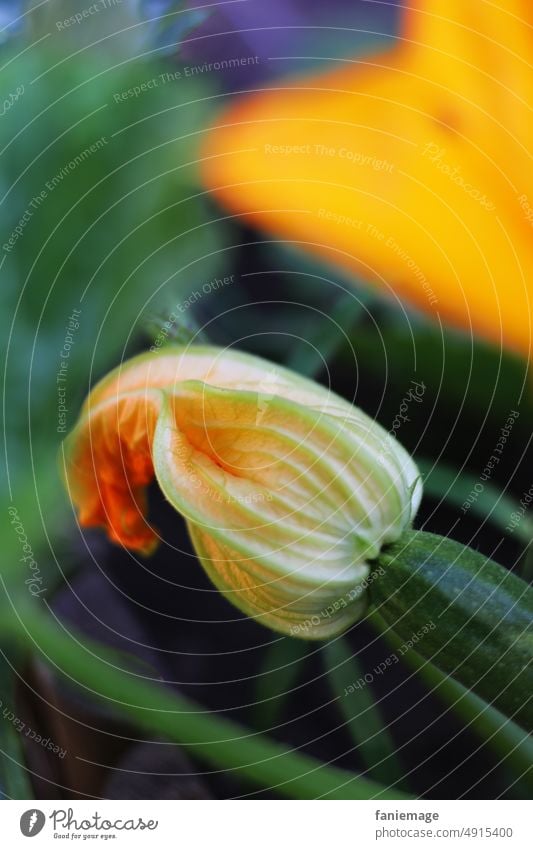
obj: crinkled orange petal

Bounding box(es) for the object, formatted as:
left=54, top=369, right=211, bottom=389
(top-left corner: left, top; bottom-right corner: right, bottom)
left=61, top=345, right=339, bottom=554
left=201, top=0, right=533, bottom=358
left=62, top=390, right=163, bottom=554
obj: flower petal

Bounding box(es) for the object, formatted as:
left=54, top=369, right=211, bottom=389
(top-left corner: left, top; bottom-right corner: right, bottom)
left=201, top=2, right=533, bottom=357
left=62, top=390, right=163, bottom=553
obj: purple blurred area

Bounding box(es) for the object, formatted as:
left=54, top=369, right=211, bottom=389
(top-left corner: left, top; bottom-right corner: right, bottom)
left=177, top=0, right=401, bottom=87
left=4, top=2, right=400, bottom=81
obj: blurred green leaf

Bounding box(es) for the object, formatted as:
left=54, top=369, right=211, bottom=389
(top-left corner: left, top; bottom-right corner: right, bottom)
left=323, top=638, right=405, bottom=789
left=1, top=44, right=231, bottom=571
left=519, top=545, right=533, bottom=584
left=0, top=656, right=33, bottom=799
left=369, top=610, right=533, bottom=796
left=0, top=600, right=411, bottom=800
left=419, top=459, right=533, bottom=546
left=2, top=458, right=68, bottom=595
left=251, top=637, right=309, bottom=730
left=342, top=279, right=527, bottom=427
left=286, top=289, right=365, bottom=378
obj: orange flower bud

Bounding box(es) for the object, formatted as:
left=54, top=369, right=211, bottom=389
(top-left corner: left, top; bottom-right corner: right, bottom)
left=62, top=347, right=421, bottom=637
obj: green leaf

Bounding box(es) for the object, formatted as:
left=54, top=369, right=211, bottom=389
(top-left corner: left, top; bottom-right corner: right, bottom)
left=0, top=655, right=33, bottom=799
left=286, top=290, right=366, bottom=378
left=322, top=638, right=405, bottom=789
left=1, top=44, right=230, bottom=557
left=369, top=609, right=533, bottom=795
left=518, top=544, right=533, bottom=584
left=0, top=599, right=412, bottom=800
left=251, top=638, right=310, bottom=730
left=419, top=459, right=533, bottom=546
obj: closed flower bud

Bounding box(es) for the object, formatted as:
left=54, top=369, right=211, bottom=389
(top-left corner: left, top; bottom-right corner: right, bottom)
left=62, top=346, right=422, bottom=638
